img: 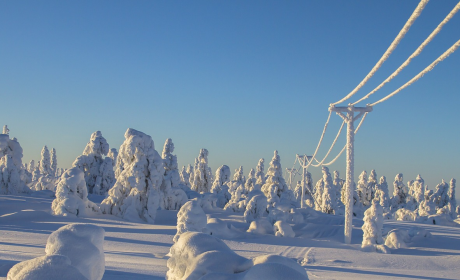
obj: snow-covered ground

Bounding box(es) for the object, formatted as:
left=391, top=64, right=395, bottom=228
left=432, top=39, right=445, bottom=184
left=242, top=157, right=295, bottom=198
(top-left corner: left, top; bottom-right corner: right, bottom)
left=1, top=193, right=460, bottom=280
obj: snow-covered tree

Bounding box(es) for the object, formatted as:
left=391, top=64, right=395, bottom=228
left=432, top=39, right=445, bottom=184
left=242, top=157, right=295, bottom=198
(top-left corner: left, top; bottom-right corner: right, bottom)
left=100, top=128, right=164, bottom=223
left=2, top=125, right=9, bottom=135
left=50, top=148, right=57, bottom=177
left=51, top=167, right=100, bottom=217
left=391, top=173, right=407, bottom=210
left=244, top=168, right=257, bottom=193
left=407, top=175, right=425, bottom=210
left=432, top=179, right=450, bottom=209
left=356, top=170, right=369, bottom=207
left=0, top=155, right=29, bottom=194
left=261, top=151, right=290, bottom=205
left=319, top=166, right=336, bottom=214
left=333, top=171, right=344, bottom=203
left=28, top=159, right=35, bottom=174
left=72, top=131, right=111, bottom=194
left=448, top=178, right=456, bottom=213
left=374, top=176, right=390, bottom=211
left=418, top=189, right=437, bottom=217
left=229, top=166, right=245, bottom=194
left=191, top=149, right=213, bottom=193
left=254, top=158, right=265, bottom=189
left=244, top=194, right=268, bottom=224
left=210, top=165, right=231, bottom=208
left=38, top=146, right=52, bottom=176
left=224, top=167, right=247, bottom=212
left=93, top=156, right=116, bottom=195
left=366, top=170, right=378, bottom=205
left=179, top=166, right=192, bottom=190
left=160, top=138, right=187, bottom=210
left=173, top=200, right=207, bottom=242
left=362, top=200, right=384, bottom=248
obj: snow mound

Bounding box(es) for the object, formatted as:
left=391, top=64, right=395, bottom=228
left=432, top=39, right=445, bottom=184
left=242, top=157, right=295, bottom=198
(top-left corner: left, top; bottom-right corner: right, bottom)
left=45, top=223, right=105, bottom=280
left=206, top=217, right=241, bottom=239
left=394, top=208, right=417, bottom=221
left=247, top=218, right=273, bottom=235
left=385, top=228, right=432, bottom=249
left=7, top=255, right=87, bottom=280
left=174, top=200, right=207, bottom=242
left=273, top=220, right=295, bottom=237
left=167, top=232, right=308, bottom=280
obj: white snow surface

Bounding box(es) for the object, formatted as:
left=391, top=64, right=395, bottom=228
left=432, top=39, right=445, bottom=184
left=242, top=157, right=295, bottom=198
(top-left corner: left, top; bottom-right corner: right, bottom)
left=2, top=193, right=460, bottom=279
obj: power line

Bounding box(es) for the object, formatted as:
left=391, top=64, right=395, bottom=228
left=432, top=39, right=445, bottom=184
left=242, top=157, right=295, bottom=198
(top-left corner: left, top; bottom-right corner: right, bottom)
left=370, top=39, right=460, bottom=106
left=331, top=0, right=429, bottom=106
left=352, top=1, right=460, bottom=105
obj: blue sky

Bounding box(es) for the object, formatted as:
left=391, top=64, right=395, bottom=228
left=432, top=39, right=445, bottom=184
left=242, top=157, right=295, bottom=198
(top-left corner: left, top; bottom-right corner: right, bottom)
left=1, top=1, right=459, bottom=192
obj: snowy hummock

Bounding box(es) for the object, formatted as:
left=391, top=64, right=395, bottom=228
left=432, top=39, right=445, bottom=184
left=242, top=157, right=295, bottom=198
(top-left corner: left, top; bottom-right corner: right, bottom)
left=173, top=199, right=207, bottom=242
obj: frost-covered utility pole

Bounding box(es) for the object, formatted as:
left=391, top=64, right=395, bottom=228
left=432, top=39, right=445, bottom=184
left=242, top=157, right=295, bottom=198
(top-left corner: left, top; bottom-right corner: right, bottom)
left=286, top=168, right=297, bottom=191
left=296, top=154, right=312, bottom=209
left=329, top=104, right=372, bottom=244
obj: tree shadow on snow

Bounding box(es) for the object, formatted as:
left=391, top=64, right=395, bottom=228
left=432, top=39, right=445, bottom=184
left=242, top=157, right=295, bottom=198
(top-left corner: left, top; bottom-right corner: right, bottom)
left=103, top=269, right=164, bottom=280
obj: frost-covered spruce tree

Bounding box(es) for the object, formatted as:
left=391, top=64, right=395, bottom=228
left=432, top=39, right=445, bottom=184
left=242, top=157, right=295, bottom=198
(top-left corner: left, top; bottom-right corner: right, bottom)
left=366, top=170, right=378, bottom=205
left=254, top=158, right=265, bottom=189
left=160, top=138, right=187, bottom=210
left=210, top=165, right=231, bottom=208
left=191, top=149, right=213, bottom=193
left=39, top=146, right=52, bottom=176
left=333, top=171, right=344, bottom=203
left=357, top=171, right=369, bottom=207
left=261, top=151, right=289, bottom=204
left=432, top=179, right=450, bottom=209
left=173, top=199, right=207, bottom=242
left=0, top=155, right=29, bottom=194
left=229, top=166, right=245, bottom=194
left=362, top=200, right=384, bottom=249
left=418, top=189, right=437, bottom=216
left=224, top=166, right=247, bottom=212
left=407, top=175, right=425, bottom=210
left=51, top=167, right=100, bottom=217
left=320, top=166, right=337, bottom=214
left=72, top=131, right=111, bottom=194
left=244, top=168, right=257, bottom=193
left=244, top=194, right=268, bottom=223
left=2, top=125, right=9, bottom=135
left=374, top=176, right=390, bottom=211
left=100, top=129, right=164, bottom=223
left=50, top=148, right=57, bottom=177
left=391, top=173, right=407, bottom=210
left=28, top=159, right=35, bottom=174
left=294, top=177, right=314, bottom=208
left=179, top=166, right=192, bottom=190
left=314, top=175, right=324, bottom=211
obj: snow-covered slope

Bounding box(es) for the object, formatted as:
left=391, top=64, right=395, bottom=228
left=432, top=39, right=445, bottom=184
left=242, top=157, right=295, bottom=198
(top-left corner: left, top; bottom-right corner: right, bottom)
left=1, top=193, right=460, bottom=279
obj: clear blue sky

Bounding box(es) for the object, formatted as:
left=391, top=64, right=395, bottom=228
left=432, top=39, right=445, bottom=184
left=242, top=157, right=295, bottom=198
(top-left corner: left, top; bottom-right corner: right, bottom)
left=1, top=1, right=459, bottom=193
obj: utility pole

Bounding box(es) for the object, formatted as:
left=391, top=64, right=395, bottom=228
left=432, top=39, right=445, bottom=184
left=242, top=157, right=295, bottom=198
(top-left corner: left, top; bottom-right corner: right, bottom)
left=296, top=154, right=312, bottom=209
left=286, top=168, right=297, bottom=191
left=329, top=104, right=372, bottom=244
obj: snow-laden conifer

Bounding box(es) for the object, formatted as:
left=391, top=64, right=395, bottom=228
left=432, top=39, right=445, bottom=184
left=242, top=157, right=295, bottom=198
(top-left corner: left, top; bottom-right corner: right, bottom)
left=100, top=129, right=164, bottom=223
left=224, top=167, right=247, bottom=212
left=160, top=138, right=187, bottom=210
left=391, top=173, right=408, bottom=210
left=362, top=200, right=384, bottom=248
left=374, top=176, right=390, bottom=211
left=448, top=178, right=456, bottom=214
left=210, top=165, right=232, bottom=208
left=366, top=170, right=378, bottom=205
left=294, top=171, right=314, bottom=208
left=50, top=148, right=57, bottom=177
left=244, top=194, right=268, bottom=223
left=261, top=151, right=289, bottom=204
left=0, top=131, right=29, bottom=194
left=244, top=168, right=257, bottom=193
left=191, top=149, right=213, bottom=193
left=432, top=179, right=450, bottom=209
left=72, top=131, right=111, bottom=194
left=254, top=158, right=265, bottom=189
left=407, top=175, right=425, bottom=210
left=320, top=166, right=336, bottom=214
left=39, top=146, right=52, bottom=176
left=51, top=167, right=100, bottom=217
left=356, top=170, right=368, bottom=207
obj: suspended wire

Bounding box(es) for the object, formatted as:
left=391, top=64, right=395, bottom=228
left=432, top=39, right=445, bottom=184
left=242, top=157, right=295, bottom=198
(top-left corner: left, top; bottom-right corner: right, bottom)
left=310, top=119, right=346, bottom=167
left=352, top=1, right=460, bottom=105
left=322, top=112, right=369, bottom=166
left=370, top=39, right=460, bottom=106
left=331, top=0, right=429, bottom=106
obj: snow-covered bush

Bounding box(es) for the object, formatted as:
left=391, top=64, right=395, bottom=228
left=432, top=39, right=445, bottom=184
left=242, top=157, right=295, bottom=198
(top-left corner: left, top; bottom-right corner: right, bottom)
left=160, top=138, right=188, bottom=210
left=261, top=151, right=289, bottom=204
left=51, top=167, right=100, bottom=217
left=384, top=229, right=410, bottom=249
left=391, top=173, right=408, bottom=210
left=273, top=220, right=295, bottom=237
left=191, top=149, right=213, bottom=193
left=247, top=218, right=273, bottom=234
left=394, top=208, right=417, bottom=221
left=167, top=232, right=308, bottom=280
left=45, top=223, right=105, bottom=280
left=100, top=128, right=164, bottom=223
left=244, top=194, right=268, bottom=223
left=72, top=131, right=114, bottom=195
left=173, top=199, right=207, bottom=242
left=205, top=217, right=240, bottom=239
left=7, top=255, right=87, bottom=280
